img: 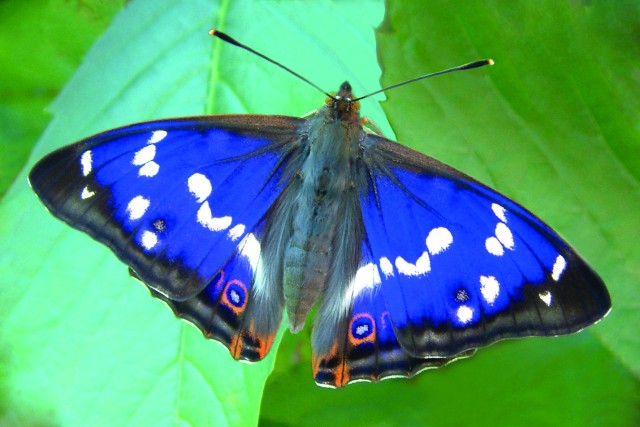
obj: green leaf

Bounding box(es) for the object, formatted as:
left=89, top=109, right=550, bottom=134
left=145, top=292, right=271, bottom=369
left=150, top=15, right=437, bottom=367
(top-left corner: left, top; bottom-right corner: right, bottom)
left=262, top=334, right=636, bottom=426
left=0, top=0, right=125, bottom=197
left=377, top=0, right=640, bottom=380
left=262, top=1, right=639, bottom=426
left=0, top=0, right=386, bottom=426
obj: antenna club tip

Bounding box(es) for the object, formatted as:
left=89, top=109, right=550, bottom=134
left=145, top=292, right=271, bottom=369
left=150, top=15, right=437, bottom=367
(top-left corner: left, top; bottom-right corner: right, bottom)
left=487, top=59, right=495, bottom=66
left=208, top=29, right=217, bottom=36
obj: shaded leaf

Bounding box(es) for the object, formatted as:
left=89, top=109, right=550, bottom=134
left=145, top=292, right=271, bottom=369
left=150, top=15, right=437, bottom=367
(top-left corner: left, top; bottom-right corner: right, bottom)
left=0, top=0, right=386, bottom=426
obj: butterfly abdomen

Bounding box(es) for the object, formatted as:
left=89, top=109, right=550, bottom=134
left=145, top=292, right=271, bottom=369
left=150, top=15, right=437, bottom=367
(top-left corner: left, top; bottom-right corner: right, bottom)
left=282, top=184, right=339, bottom=332
left=280, top=110, right=362, bottom=333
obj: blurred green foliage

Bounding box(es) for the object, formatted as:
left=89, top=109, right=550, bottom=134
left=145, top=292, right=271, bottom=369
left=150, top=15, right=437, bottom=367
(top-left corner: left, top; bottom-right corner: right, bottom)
left=0, top=0, right=125, bottom=196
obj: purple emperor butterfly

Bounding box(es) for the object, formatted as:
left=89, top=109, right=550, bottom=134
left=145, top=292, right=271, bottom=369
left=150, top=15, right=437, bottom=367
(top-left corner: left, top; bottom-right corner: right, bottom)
left=29, top=30, right=610, bottom=387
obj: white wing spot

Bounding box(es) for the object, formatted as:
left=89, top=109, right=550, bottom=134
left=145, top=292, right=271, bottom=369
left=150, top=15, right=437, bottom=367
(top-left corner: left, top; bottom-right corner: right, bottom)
left=197, top=201, right=232, bottom=231
left=148, top=130, right=167, bottom=144
left=228, top=224, right=246, bottom=241
left=492, top=203, right=507, bottom=222
left=495, top=222, right=514, bottom=250
left=379, top=257, right=394, bottom=277
left=456, top=305, right=474, bottom=324
left=485, top=237, right=504, bottom=256
left=80, top=151, right=92, bottom=176
left=229, top=289, right=240, bottom=304
left=343, top=263, right=382, bottom=315
left=426, top=227, right=453, bottom=255
left=188, top=173, right=212, bottom=203
left=353, top=263, right=382, bottom=296
left=126, top=196, right=150, bottom=220
left=239, top=233, right=260, bottom=272
left=539, top=291, right=553, bottom=306
left=141, top=231, right=158, bottom=249
left=139, top=161, right=159, bottom=177
left=395, top=252, right=430, bottom=277
left=552, top=255, right=567, bottom=281
left=132, top=144, right=156, bottom=165
left=80, top=186, right=95, bottom=200
left=480, top=275, right=500, bottom=305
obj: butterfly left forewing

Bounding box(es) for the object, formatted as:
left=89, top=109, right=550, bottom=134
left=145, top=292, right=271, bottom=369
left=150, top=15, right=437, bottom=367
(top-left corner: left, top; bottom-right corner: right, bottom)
left=358, top=134, right=611, bottom=359
left=30, top=116, right=303, bottom=303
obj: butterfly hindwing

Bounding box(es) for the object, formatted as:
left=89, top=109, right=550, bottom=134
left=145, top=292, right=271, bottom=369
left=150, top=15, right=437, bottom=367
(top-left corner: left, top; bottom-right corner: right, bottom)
left=358, top=134, right=611, bottom=358
left=312, top=242, right=475, bottom=388
left=146, top=218, right=282, bottom=361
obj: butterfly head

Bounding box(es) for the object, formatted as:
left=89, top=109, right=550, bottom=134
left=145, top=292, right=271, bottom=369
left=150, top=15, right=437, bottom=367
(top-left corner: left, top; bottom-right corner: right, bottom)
left=325, top=81, right=360, bottom=124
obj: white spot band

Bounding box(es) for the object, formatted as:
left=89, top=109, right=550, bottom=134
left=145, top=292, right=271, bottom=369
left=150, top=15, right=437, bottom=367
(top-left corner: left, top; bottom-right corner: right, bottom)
left=132, top=145, right=156, bottom=166
left=80, top=151, right=92, bottom=176
left=188, top=173, right=212, bottom=203
left=141, top=231, right=158, bottom=249
left=127, top=196, right=150, bottom=220
left=148, top=130, right=167, bottom=144
left=480, top=275, right=500, bottom=305
left=552, top=255, right=567, bottom=281
left=395, top=252, right=430, bottom=277
left=197, top=201, right=231, bottom=231
left=426, top=227, right=453, bottom=255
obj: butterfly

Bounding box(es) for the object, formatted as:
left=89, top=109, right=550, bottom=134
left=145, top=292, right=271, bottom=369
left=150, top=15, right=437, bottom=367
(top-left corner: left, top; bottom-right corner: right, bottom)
left=29, top=30, right=611, bottom=388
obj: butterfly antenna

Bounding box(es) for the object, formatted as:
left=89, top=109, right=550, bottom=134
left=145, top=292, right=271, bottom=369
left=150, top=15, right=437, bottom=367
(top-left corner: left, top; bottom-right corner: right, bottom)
left=353, top=59, right=494, bottom=102
left=209, top=29, right=333, bottom=99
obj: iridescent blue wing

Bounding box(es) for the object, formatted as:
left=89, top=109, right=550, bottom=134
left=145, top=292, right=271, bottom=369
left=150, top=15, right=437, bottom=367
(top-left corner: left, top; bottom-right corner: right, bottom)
left=146, top=217, right=281, bottom=360
left=356, top=134, right=610, bottom=360
left=29, top=115, right=303, bottom=360
left=312, top=241, right=475, bottom=388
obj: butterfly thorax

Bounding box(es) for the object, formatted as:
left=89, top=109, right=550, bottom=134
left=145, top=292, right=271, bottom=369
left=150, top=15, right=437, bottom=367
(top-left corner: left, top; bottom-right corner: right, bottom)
left=273, top=82, right=364, bottom=333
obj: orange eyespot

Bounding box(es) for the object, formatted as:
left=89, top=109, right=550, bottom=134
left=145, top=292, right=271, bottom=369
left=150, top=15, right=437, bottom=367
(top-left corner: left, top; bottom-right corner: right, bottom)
left=220, top=279, right=248, bottom=315
left=348, top=313, right=376, bottom=346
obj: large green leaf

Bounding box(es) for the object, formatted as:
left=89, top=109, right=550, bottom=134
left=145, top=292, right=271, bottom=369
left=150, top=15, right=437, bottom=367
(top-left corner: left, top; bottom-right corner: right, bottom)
left=261, top=1, right=639, bottom=426
left=377, top=0, right=640, bottom=379
left=0, top=1, right=386, bottom=426
left=262, top=333, right=635, bottom=426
